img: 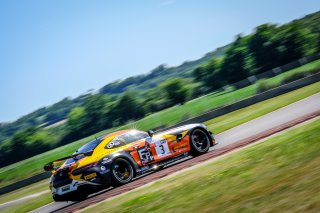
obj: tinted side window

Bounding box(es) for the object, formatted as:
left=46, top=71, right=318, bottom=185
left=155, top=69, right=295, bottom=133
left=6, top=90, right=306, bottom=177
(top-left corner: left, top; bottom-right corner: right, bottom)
left=77, top=138, right=102, bottom=153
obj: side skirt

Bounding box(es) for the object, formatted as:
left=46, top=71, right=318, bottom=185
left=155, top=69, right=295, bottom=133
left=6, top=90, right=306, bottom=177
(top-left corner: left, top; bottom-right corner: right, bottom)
left=136, top=152, right=189, bottom=176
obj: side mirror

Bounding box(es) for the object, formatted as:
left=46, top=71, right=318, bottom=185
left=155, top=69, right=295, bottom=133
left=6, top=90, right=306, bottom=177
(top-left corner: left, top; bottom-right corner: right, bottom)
left=147, top=130, right=154, bottom=137
left=44, top=163, right=54, bottom=172
left=176, top=134, right=183, bottom=142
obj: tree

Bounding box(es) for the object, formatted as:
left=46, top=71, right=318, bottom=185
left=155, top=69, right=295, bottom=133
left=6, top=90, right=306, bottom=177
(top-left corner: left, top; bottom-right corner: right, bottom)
left=193, top=58, right=224, bottom=91
left=142, top=88, right=168, bottom=113
left=114, top=92, right=145, bottom=123
left=248, top=24, right=281, bottom=73
left=277, top=24, right=318, bottom=64
left=193, top=66, right=207, bottom=82
left=160, top=78, right=188, bottom=105
left=82, top=94, right=112, bottom=132
left=220, top=35, right=251, bottom=84
left=67, top=107, right=87, bottom=133
left=27, top=131, right=50, bottom=155
left=203, top=58, right=225, bottom=91
left=10, top=131, right=29, bottom=159
left=62, top=94, right=113, bottom=144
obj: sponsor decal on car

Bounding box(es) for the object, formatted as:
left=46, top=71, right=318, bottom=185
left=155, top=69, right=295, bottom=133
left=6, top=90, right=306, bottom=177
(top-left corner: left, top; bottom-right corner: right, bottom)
left=138, top=143, right=154, bottom=165
left=172, top=143, right=188, bottom=152
left=84, top=173, right=97, bottom=180
left=61, top=185, right=70, bottom=192
left=154, top=139, right=171, bottom=158
left=102, top=158, right=112, bottom=164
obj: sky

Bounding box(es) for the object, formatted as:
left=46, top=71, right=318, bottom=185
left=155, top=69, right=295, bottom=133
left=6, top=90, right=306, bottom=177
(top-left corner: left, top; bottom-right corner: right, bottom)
left=0, top=0, right=319, bottom=122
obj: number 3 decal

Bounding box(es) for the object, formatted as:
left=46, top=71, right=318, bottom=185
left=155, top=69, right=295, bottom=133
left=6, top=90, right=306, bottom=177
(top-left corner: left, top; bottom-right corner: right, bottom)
left=155, top=139, right=170, bottom=158
left=159, top=145, right=165, bottom=154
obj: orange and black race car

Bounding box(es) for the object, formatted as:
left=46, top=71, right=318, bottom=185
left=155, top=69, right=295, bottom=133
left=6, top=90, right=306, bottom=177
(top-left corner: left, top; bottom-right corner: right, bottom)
left=44, top=123, right=217, bottom=201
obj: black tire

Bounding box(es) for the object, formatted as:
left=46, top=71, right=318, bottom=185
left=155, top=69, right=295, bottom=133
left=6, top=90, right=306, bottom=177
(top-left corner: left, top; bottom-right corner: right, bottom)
left=110, top=158, right=134, bottom=187
left=53, top=194, right=63, bottom=202
left=73, top=192, right=88, bottom=201
left=189, top=128, right=210, bottom=156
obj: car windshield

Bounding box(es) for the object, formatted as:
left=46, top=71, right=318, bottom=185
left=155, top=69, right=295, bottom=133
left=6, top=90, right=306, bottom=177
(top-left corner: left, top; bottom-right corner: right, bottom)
left=106, top=131, right=148, bottom=149
left=114, top=131, right=148, bottom=144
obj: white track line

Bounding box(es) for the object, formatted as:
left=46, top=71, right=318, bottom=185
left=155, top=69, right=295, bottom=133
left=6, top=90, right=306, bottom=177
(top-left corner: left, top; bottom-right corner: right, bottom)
left=0, top=190, right=50, bottom=208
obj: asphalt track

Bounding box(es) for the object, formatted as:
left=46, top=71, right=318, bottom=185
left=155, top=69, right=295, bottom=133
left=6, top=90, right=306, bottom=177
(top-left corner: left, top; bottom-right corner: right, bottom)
left=31, top=92, right=320, bottom=213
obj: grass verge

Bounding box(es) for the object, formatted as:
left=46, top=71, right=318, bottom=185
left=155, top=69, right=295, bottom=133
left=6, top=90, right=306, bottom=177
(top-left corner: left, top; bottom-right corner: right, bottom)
left=1, top=87, right=319, bottom=212
left=0, top=80, right=319, bottom=188
left=1, top=191, right=52, bottom=213
left=0, top=180, right=48, bottom=205
left=0, top=179, right=51, bottom=213
left=0, top=59, right=319, bottom=188
left=81, top=119, right=320, bottom=213
left=204, top=81, right=320, bottom=133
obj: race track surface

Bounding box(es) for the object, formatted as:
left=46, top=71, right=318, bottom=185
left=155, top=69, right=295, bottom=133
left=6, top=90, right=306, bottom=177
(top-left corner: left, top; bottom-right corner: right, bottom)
left=32, top=93, right=320, bottom=213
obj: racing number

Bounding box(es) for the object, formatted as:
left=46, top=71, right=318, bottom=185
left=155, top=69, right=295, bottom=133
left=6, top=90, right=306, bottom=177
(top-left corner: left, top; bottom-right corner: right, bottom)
left=155, top=139, right=170, bottom=158
left=159, top=144, right=165, bottom=154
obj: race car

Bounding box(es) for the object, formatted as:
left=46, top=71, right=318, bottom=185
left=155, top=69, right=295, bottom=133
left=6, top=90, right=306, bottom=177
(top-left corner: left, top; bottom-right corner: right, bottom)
left=44, top=123, right=217, bottom=201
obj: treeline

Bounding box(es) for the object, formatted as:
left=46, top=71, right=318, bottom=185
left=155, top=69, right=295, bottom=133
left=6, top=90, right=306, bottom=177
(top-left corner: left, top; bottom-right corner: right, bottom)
left=0, top=95, right=89, bottom=142
left=1, top=11, right=318, bottom=144
left=0, top=51, right=221, bottom=144
left=61, top=78, right=190, bottom=144
left=193, top=22, right=319, bottom=91
left=0, top=78, right=192, bottom=167
left=0, top=11, right=319, bottom=168
left=0, top=127, right=54, bottom=166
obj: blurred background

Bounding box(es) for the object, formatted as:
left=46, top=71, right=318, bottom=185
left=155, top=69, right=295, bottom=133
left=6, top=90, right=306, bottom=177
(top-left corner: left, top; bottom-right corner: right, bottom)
left=0, top=0, right=319, bottom=184
left=0, top=1, right=320, bottom=212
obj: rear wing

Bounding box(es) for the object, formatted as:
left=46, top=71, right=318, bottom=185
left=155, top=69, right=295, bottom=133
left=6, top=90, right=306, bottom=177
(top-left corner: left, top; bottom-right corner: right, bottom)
left=43, top=150, right=93, bottom=172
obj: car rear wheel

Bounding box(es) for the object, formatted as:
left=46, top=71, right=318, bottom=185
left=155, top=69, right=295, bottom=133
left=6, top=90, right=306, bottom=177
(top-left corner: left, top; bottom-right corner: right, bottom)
left=111, top=158, right=134, bottom=186
left=53, top=194, right=63, bottom=202
left=189, top=128, right=210, bottom=156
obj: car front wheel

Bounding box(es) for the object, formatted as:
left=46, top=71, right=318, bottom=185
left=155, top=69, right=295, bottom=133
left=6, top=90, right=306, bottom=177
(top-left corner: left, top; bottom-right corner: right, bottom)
left=110, top=158, right=134, bottom=186
left=189, top=128, right=210, bottom=156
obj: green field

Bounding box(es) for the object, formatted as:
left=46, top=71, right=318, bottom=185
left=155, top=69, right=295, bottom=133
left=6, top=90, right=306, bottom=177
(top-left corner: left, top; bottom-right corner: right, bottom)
left=0, top=60, right=319, bottom=187
left=265, top=59, right=320, bottom=84
left=131, top=59, right=320, bottom=130
left=204, top=81, right=320, bottom=133
left=0, top=69, right=319, bottom=189
left=81, top=118, right=320, bottom=213
left=0, top=83, right=319, bottom=212
left=0, top=191, right=52, bottom=213
left=0, top=179, right=51, bottom=213
left=0, top=180, right=48, bottom=205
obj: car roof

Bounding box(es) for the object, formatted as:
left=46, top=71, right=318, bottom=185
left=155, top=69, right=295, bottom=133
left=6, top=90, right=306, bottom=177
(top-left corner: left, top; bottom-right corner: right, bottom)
left=100, top=129, right=147, bottom=141
left=100, top=129, right=135, bottom=139
left=93, top=129, right=147, bottom=152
